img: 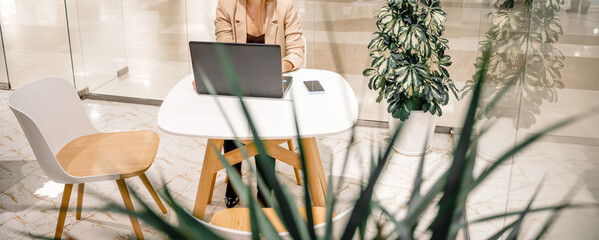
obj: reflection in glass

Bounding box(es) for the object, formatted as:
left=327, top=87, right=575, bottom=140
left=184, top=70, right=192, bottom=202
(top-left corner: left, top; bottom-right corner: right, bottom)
left=462, top=0, right=564, bottom=127
left=461, top=0, right=564, bottom=159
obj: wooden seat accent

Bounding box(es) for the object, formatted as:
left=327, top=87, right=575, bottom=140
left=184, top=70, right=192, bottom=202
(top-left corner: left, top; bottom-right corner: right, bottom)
left=56, top=130, right=159, bottom=179
left=209, top=207, right=329, bottom=233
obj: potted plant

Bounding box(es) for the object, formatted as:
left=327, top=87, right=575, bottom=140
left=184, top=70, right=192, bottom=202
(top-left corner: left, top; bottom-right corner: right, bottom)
left=363, top=0, right=459, bottom=155
left=460, top=0, right=565, bottom=160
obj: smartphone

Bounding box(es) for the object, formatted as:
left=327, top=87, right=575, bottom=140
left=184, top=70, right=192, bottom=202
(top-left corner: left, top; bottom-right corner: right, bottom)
left=303, top=80, right=325, bottom=94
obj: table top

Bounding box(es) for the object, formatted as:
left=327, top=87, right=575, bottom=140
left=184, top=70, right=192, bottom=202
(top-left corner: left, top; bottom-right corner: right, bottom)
left=157, top=69, right=358, bottom=139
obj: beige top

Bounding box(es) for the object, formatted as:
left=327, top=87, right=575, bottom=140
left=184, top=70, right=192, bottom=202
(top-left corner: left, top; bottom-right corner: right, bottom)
left=215, top=0, right=305, bottom=70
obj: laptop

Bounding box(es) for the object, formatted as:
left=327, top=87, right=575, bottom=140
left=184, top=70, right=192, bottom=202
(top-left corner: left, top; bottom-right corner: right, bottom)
left=189, top=41, right=293, bottom=98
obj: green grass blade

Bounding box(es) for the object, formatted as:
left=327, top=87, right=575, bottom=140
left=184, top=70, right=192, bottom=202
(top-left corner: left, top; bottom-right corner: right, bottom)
left=340, top=121, right=403, bottom=239
left=324, top=151, right=337, bottom=240
left=160, top=186, right=224, bottom=239
left=487, top=220, right=518, bottom=240
left=430, top=42, right=491, bottom=240
left=213, top=44, right=310, bottom=239
left=464, top=202, right=598, bottom=227
left=407, top=124, right=433, bottom=210
left=372, top=200, right=412, bottom=239
left=211, top=144, right=282, bottom=240
left=505, top=179, right=545, bottom=240
left=471, top=107, right=599, bottom=191
left=402, top=171, right=449, bottom=226
left=533, top=205, right=566, bottom=240
left=288, top=90, right=319, bottom=240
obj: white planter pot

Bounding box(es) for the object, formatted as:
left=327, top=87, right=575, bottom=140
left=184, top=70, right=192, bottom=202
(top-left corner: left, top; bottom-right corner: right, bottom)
left=477, top=117, right=522, bottom=163
left=389, top=111, right=437, bottom=156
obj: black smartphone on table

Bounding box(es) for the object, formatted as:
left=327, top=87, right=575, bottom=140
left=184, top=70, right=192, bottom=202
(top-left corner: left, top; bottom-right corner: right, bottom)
left=303, top=80, right=325, bottom=94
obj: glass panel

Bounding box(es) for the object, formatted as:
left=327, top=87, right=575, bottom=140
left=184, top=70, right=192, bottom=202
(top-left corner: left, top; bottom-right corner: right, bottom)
left=309, top=0, right=386, bottom=122
left=459, top=0, right=525, bottom=237
left=0, top=0, right=74, bottom=89
left=506, top=0, right=599, bottom=238
left=110, top=0, right=190, bottom=99
left=0, top=24, right=10, bottom=89
left=74, top=0, right=128, bottom=95
left=436, top=0, right=488, bottom=128
left=187, top=0, right=218, bottom=42
left=187, top=0, right=218, bottom=82
left=77, top=0, right=192, bottom=100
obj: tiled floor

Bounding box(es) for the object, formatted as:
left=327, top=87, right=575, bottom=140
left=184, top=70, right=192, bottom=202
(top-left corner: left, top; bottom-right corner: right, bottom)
left=0, top=90, right=598, bottom=239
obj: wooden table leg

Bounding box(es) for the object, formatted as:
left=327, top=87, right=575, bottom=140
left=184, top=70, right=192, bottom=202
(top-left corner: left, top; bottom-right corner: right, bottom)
left=300, top=137, right=326, bottom=206
left=207, top=172, right=217, bottom=204
left=287, top=140, right=302, bottom=185
left=193, top=139, right=224, bottom=220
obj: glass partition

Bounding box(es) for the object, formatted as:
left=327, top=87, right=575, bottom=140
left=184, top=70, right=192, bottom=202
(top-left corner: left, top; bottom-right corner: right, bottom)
left=75, top=0, right=195, bottom=100
left=304, top=0, right=388, bottom=122
left=506, top=0, right=599, bottom=237
left=0, top=0, right=75, bottom=89
left=73, top=0, right=129, bottom=96
left=0, top=24, right=9, bottom=90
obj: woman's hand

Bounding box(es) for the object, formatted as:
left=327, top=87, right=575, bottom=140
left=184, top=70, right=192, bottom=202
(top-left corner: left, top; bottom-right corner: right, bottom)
left=192, top=80, right=196, bottom=91
left=282, top=60, right=294, bottom=73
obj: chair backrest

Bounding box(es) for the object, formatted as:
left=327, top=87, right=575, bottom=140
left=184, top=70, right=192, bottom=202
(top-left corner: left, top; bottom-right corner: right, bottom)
left=8, top=78, right=99, bottom=183
left=199, top=208, right=352, bottom=239
left=300, top=35, right=307, bottom=69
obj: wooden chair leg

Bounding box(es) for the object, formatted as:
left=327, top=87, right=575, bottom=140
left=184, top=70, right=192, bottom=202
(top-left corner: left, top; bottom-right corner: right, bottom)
left=138, top=173, right=167, bottom=214
left=76, top=183, right=84, bottom=220
left=116, top=179, right=144, bottom=240
left=55, top=184, right=73, bottom=240
left=293, top=168, right=302, bottom=185
left=287, top=140, right=302, bottom=185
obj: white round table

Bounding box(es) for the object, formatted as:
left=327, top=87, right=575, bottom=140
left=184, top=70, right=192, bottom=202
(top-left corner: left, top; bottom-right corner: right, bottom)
left=157, top=69, right=358, bottom=219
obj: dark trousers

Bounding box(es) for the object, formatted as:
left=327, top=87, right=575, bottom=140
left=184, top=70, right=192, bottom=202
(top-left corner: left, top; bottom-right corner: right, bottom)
left=224, top=140, right=275, bottom=205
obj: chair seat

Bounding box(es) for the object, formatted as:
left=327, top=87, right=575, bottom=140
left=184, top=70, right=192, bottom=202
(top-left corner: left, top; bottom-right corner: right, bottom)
left=56, top=130, right=159, bottom=179
left=209, top=207, right=328, bottom=233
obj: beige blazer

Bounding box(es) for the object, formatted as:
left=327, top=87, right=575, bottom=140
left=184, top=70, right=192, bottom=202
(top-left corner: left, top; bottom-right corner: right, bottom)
left=214, top=0, right=304, bottom=70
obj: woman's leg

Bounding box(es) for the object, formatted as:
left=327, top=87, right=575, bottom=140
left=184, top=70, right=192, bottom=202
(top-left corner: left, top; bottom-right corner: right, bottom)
left=256, top=154, right=276, bottom=207
left=224, top=140, right=241, bottom=207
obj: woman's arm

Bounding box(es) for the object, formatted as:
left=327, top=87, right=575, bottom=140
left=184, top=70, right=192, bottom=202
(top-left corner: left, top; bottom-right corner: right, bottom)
left=282, top=0, right=304, bottom=71
left=214, top=0, right=235, bottom=42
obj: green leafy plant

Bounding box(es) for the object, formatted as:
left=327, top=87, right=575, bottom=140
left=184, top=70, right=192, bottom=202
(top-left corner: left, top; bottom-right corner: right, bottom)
left=363, top=0, right=459, bottom=121
left=460, top=0, right=565, bottom=128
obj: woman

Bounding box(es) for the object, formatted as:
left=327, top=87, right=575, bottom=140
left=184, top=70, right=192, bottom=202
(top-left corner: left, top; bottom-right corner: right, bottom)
left=214, top=0, right=305, bottom=208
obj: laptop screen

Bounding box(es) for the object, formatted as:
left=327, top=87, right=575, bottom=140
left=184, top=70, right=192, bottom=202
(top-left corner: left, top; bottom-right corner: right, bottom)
left=189, top=41, right=286, bottom=98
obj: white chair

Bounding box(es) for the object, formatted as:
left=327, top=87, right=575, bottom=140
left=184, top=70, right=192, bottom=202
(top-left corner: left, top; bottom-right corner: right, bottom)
left=201, top=207, right=352, bottom=239
left=8, top=78, right=166, bottom=240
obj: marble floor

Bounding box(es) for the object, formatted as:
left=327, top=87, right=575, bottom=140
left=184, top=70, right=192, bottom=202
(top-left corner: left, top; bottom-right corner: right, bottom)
left=0, top=89, right=598, bottom=239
